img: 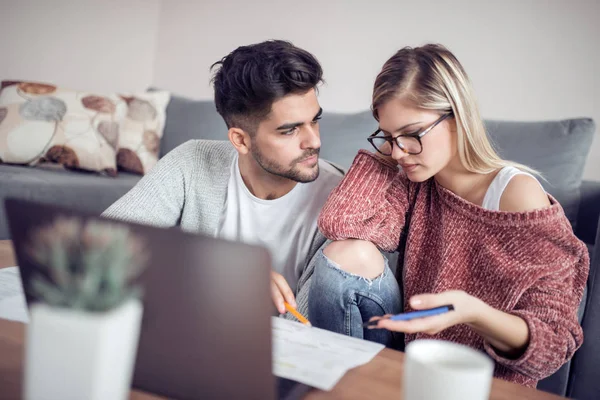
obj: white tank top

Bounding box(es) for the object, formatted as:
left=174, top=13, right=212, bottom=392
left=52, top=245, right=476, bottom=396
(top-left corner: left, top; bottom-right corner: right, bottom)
left=481, top=166, right=544, bottom=211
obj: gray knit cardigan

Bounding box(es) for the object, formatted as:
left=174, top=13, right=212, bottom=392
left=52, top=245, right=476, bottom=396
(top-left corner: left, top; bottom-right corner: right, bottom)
left=103, top=140, right=338, bottom=318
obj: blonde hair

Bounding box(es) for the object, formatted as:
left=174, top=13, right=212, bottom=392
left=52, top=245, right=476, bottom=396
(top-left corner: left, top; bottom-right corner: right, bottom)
left=372, top=44, right=537, bottom=175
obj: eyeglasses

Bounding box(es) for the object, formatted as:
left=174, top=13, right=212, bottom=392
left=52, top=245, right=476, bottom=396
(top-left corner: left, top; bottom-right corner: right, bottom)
left=367, top=113, right=453, bottom=156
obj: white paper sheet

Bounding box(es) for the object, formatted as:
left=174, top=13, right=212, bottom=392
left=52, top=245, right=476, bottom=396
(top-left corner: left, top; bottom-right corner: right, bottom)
left=272, top=316, right=384, bottom=391
left=0, top=267, right=29, bottom=323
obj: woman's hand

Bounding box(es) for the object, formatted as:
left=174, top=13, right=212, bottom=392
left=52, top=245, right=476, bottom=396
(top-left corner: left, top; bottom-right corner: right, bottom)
left=370, top=290, right=530, bottom=357
left=370, top=290, right=484, bottom=335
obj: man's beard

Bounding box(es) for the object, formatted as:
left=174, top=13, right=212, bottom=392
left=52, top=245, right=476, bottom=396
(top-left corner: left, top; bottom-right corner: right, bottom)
left=251, top=146, right=320, bottom=183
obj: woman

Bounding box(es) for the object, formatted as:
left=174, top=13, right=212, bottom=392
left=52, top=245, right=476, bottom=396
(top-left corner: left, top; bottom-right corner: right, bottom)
left=308, top=44, right=589, bottom=387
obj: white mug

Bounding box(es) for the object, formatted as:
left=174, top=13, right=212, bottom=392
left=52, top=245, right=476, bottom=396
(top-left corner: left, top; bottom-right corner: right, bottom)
left=403, top=339, right=494, bottom=400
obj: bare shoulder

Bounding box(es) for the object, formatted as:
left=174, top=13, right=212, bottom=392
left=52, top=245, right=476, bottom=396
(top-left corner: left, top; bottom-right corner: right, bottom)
left=499, top=174, right=551, bottom=212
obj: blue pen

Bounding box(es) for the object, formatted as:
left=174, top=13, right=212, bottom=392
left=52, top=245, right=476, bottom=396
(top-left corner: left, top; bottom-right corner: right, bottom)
left=363, top=304, right=454, bottom=327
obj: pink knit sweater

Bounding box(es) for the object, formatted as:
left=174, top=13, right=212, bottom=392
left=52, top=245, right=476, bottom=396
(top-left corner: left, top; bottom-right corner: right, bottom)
left=318, top=151, right=589, bottom=387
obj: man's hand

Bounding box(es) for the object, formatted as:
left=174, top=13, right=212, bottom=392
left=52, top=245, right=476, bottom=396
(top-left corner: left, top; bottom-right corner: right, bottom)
left=271, top=271, right=296, bottom=314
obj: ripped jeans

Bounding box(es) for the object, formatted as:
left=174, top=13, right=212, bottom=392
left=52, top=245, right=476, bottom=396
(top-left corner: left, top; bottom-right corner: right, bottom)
left=308, top=249, right=404, bottom=350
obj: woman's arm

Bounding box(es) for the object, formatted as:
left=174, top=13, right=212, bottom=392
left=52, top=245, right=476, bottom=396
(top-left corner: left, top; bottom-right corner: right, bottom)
left=467, top=298, right=529, bottom=357
left=318, top=150, right=409, bottom=252
left=373, top=290, right=529, bottom=357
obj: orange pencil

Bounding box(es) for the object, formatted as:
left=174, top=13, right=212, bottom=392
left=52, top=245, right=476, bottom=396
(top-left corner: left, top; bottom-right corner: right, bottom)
left=284, top=301, right=311, bottom=326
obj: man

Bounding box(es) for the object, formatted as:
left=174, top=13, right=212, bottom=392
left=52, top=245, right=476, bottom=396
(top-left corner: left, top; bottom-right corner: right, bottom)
left=103, top=40, right=342, bottom=317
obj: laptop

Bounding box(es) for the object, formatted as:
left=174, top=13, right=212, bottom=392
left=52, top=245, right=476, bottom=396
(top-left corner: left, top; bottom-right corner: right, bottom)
left=5, top=198, right=311, bottom=400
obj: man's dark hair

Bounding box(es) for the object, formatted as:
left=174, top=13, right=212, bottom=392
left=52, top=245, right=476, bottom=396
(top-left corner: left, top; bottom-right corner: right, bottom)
left=211, top=40, right=323, bottom=134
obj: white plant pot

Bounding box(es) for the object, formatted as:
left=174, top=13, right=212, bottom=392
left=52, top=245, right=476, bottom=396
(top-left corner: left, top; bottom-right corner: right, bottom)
left=24, top=299, right=143, bottom=400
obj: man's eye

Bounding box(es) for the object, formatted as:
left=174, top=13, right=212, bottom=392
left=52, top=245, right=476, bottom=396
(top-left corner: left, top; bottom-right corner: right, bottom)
left=283, top=127, right=299, bottom=135
left=311, top=116, right=322, bottom=125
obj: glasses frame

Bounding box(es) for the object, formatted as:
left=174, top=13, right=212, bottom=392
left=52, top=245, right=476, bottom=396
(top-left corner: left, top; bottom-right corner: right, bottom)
left=367, top=112, right=453, bottom=156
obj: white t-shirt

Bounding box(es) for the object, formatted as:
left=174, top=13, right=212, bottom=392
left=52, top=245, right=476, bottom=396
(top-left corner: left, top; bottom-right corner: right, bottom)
left=217, top=154, right=342, bottom=293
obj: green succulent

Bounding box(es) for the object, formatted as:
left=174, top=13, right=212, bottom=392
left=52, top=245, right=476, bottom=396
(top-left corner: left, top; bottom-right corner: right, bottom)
left=27, top=217, right=147, bottom=312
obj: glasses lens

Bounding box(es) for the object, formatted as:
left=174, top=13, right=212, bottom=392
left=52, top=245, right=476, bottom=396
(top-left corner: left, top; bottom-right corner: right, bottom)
left=396, top=136, right=421, bottom=154
left=370, top=138, right=393, bottom=155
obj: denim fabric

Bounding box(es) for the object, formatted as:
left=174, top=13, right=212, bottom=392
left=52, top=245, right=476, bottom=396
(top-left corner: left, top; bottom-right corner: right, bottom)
left=308, top=249, right=404, bottom=349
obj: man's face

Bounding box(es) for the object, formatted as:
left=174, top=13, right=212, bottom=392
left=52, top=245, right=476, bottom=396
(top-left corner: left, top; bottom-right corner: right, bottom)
left=251, top=89, right=322, bottom=183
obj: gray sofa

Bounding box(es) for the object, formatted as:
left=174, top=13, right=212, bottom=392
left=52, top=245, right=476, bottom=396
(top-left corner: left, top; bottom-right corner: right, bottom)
left=1, top=94, right=599, bottom=398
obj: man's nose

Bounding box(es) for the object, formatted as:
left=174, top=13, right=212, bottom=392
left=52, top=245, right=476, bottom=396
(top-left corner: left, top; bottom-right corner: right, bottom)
left=302, top=124, right=321, bottom=150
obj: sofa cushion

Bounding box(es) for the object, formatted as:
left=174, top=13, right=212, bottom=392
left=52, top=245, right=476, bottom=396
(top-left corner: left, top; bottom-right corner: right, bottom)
left=117, top=91, right=170, bottom=175
left=0, top=164, right=140, bottom=240
left=318, top=110, right=375, bottom=168
left=158, top=96, right=377, bottom=167
left=159, top=95, right=227, bottom=157
left=156, top=95, right=594, bottom=225
left=0, top=81, right=123, bottom=176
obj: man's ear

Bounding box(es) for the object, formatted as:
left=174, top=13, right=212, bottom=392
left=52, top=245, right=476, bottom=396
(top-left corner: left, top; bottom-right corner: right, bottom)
left=228, top=127, right=251, bottom=155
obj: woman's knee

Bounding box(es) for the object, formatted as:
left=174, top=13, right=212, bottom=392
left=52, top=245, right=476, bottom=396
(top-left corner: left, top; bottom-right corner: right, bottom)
left=323, top=239, right=385, bottom=279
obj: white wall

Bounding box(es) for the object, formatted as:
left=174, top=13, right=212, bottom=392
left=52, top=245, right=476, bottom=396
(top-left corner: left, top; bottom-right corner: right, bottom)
left=1, top=1, right=598, bottom=179
left=153, top=0, right=600, bottom=180
left=0, top=0, right=161, bottom=93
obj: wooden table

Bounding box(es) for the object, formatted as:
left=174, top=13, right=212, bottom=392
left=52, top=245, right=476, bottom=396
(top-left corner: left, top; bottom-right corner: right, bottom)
left=0, top=240, right=564, bottom=400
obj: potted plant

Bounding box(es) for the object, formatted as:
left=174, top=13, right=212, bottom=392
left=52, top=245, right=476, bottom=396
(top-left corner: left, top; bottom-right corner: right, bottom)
left=23, top=217, right=147, bottom=400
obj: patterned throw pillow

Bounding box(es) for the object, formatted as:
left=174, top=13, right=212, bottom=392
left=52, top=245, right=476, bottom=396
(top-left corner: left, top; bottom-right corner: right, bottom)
left=116, top=91, right=170, bottom=175
left=0, top=81, right=125, bottom=176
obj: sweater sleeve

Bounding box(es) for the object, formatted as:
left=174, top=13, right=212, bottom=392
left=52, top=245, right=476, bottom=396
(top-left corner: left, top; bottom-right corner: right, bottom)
left=101, top=140, right=197, bottom=227
left=483, top=238, right=589, bottom=380
left=317, top=150, right=409, bottom=252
